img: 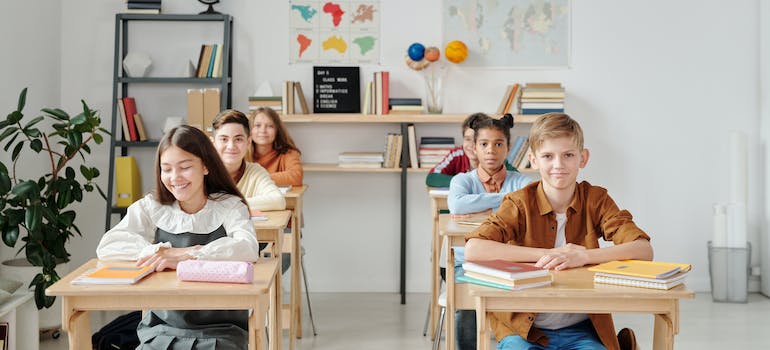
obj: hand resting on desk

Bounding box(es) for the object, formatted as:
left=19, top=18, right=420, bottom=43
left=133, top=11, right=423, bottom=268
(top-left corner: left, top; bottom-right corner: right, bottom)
left=138, top=245, right=202, bottom=271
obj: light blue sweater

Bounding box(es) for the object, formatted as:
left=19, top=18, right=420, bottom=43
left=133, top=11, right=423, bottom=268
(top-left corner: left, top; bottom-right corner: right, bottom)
left=447, top=169, right=532, bottom=214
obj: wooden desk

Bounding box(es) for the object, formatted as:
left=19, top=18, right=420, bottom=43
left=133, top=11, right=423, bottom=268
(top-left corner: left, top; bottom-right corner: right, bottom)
left=282, top=185, right=307, bottom=348
left=427, top=187, right=448, bottom=340
left=46, top=258, right=280, bottom=350
left=439, top=213, right=481, bottom=350
left=471, top=268, right=695, bottom=350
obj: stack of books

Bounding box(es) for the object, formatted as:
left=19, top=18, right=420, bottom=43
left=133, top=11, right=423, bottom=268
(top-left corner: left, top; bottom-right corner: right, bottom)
left=389, top=98, right=423, bottom=114
left=382, top=133, right=403, bottom=168
left=362, top=71, right=390, bottom=115
left=419, top=137, right=455, bottom=169
left=282, top=81, right=310, bottom=114
left=338, top=152, right=384, bottom=168
left=116, top=97, right=147, bottom=142
left=519, top=82, right=565, bottom=115
left=248, top=96, right=282, bottom=113
left=195, top=44, right=224, bottom=78
left=125, top=0, right=161, bottom=14
left=458, top=260, right=553, bottom=291
left=589, top=260, right=692, bottom=290
left=506, top=135, right=530, bottom=170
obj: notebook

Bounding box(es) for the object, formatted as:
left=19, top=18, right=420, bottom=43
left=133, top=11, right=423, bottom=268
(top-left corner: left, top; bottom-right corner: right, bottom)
left=462, top=260, right=550, bottom=280
left=71, top=265, right=154, bottom=285
left=588, top=260, right=691, bottom=279
left=593, top=270, right=689, bottom=290
left=250, top=209, right=268, bottom=221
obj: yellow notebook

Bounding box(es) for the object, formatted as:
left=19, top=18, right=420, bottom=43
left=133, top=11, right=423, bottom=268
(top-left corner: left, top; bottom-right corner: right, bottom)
left=115, top=156, right=141, bottom=207
left=71, top=265, right=154, bottom=285
left=588, top=260, right=692, bottom=279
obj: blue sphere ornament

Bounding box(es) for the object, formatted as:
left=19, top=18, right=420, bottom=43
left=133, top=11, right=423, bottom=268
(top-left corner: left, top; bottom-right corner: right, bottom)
left=407, top=43, right=425, bottom=61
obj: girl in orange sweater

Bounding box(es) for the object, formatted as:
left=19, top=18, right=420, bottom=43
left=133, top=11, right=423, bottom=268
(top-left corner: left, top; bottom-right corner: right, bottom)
left=248, top=107, right=304, bottom=186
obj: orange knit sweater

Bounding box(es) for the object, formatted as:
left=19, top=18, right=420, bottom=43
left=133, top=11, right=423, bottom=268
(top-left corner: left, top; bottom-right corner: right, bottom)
left=252, top=149, right=303, bottom=186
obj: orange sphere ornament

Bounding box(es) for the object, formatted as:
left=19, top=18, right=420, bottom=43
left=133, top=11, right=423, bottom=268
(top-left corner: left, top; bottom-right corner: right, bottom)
left=424, top=47, right=440, bottom=62
left=444, top=40, right=468, bottom=64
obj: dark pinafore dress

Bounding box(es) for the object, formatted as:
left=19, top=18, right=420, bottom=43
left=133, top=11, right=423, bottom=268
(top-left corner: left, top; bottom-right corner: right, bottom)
left=135, top=226, right=248, bottom=350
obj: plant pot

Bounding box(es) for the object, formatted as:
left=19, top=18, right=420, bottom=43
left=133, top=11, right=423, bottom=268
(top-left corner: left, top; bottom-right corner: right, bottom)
left=0, top=257, right=69, bottom=330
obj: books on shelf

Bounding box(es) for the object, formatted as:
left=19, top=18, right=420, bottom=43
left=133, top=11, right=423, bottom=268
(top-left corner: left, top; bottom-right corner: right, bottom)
left=338, top=152, right=384, bottom=168
left=71, top=265, right=154, bottom=285
left=419, top=136, right=454, bottom=169
left=122, top=97, right=139, bottom=142
left=389, top=97, right=423, bottom=114
left=462, top=260, right=550, bottom=280
left=588, top=260, right=692, bottom=279
left=407, top=124, right=418, bottom=169
left=519, top=82, right=565, bottom=115
left=382, top=133, right=403, bottom=168
left=248, top=96, right=283, bottom=112
left=593, top=270, right=689, bottom=290
left=195, top=44, right=224, bottom=78
left=496, top=83, right=520, bottom=114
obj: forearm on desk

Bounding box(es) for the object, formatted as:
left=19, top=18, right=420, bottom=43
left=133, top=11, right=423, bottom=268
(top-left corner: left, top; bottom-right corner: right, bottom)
left=464, top=238, right=547, bottom=262
left=585, top=239, right=653, bottom=264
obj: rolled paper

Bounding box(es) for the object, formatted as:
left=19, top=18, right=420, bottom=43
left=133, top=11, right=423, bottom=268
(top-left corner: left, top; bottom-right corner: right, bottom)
left=712, top=204, right=727, bottom=247
left=726, top=202, right=747, bottom=248
left=728, top=130, right=747, bottom=205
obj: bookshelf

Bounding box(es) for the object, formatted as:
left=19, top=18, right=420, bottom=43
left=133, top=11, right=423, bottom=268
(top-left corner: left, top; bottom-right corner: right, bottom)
left=280, top=113, right=537, bottom=304
left=105, top=14, right=233, bottom=230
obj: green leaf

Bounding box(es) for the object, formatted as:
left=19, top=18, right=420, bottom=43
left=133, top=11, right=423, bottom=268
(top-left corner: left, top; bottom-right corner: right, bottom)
left=93, top=133, right=103, bottom=144
left=26, top=128, right=41, bottom=137
left=70, top=113, right=86, bottom=125
left=2, top=225, right=19, bottom=247
left=3, top=132, right=19, bottom=152
left=91, top=167, right=100, bottom=178
left=25, top=243, right=44, bottom=266
left=0, top=171, right=10, bottom=194
left=42, top=108, right=69, bottom=120
left=65, top=166, right=75, bottom=180
left=0, top=126, right=18, bottom=143
left=57, top=210, right=75, bottom=227
left=17, top=88, right=27, bottom=111
left=84, top=183, right=93, bottom=192
left=23, top=115, right=44, bottom=129
left=30, top=139, right=42, bottom=152
left=11, top=180, right=38, bottom=199
left=79, top=165, right=92, bottom=180
left=24, top=204, right=42, bottom=232
left=11, top=141, right=24, bottom=161
left=8, top=110, right=23, bottom=124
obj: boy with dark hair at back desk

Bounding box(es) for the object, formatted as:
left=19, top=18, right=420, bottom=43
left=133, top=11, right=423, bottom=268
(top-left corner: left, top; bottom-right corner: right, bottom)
left=465, top=113, right=652, bottom=350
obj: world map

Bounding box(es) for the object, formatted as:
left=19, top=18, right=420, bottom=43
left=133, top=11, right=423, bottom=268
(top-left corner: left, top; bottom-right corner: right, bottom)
left=289, top=1, right=380, bottom=64
left=444, top=0, right=569, bottom=67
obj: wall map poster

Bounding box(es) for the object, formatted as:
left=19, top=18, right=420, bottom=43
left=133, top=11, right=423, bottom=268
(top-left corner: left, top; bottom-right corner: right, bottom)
left=289, top=1, right=380, bottom=64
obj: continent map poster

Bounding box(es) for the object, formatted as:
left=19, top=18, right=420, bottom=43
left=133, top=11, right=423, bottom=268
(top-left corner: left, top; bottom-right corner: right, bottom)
left=290, top=1, right=380, bottom=64
left=443, top=0, right=570, bottom=67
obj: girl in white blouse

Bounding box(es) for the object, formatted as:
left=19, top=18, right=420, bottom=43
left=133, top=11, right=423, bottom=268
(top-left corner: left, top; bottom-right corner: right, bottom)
left=97, top=125, right=259, bottom=350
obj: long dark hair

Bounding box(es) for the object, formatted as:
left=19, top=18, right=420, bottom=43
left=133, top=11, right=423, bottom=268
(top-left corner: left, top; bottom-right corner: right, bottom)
left=471, top=113, right=515, bottom=146
left=154, top=125, right=246, bottom=206
left=249, top=107, right=301, bottom=157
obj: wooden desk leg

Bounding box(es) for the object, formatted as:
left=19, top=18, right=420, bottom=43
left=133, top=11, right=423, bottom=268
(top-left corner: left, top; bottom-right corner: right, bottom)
left=65, top=310, right=91, bottom=350
left=652, top=313, right=674, bottom=350
left=446, top=249, right=456, bottom=350
left=475, top=297, right=490, bottom=350
left=429, top=225, right=441, bottom=340
left=249, top=308, right=258, bottom=350
left=292, top=213, right=302, bottom=341
left=270, top=258, right=284, bottom=350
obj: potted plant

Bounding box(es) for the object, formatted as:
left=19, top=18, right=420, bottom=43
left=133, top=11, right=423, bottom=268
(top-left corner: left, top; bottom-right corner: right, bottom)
left=0, top=88, right=107, bottom=309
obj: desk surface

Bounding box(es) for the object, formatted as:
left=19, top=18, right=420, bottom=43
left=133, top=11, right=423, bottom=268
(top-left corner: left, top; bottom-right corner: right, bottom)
left=46, top=258, right=279, bottom=299
left=254, top=210, right=292, bottom=231
left=439, top=213, right=484, bottom=238
left=284, top=185, right=308, bottom=198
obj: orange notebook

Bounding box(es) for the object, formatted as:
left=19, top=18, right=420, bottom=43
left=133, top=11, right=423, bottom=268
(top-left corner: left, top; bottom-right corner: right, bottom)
left=588, top=260, right=692, bottom=279
left=71, top=265, right=154, bottom=285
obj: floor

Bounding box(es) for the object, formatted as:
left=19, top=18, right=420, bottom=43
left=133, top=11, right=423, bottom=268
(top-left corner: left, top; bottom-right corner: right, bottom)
left=40, top=292, right=770, bottom=349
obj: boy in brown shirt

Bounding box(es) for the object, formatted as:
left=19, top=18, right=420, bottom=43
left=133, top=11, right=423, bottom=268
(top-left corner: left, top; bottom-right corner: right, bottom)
left=464, top=113, right=652, bottom=350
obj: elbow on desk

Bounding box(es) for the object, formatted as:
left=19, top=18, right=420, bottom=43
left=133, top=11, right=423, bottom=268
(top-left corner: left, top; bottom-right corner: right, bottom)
left=464, top=239, right=483, bottom=261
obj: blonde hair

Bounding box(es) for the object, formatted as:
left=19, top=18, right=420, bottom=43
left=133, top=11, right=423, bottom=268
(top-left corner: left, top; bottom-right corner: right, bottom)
left=528, top=113, right=584, bottom=153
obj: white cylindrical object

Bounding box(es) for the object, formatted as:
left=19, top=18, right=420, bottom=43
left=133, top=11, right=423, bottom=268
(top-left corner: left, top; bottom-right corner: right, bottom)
left=712, top=204, right=728, bottom=247
left=728, top=130, right=748, bottom=204
left=727, top=202, right=748, bottom=248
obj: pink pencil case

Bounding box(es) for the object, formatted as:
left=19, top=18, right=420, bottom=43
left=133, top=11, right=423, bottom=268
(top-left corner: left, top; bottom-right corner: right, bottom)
left=176, top=260, right=254, bottom=284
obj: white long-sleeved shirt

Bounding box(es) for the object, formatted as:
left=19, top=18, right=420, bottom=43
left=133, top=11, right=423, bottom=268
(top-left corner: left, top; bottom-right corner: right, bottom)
left=96, top=193, right=260, bottom=261
left=238, top=162, right=286, bottom=211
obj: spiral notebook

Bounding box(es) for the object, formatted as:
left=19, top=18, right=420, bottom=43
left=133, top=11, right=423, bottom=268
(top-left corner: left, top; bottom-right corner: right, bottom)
left=593, top=270, right=689, bottom=290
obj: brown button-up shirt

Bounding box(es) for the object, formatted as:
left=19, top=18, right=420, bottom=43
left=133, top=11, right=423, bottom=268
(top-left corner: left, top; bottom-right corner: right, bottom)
left=465, top=181, right=651, bottom=349
left=477, top=165, right=507, bottom=193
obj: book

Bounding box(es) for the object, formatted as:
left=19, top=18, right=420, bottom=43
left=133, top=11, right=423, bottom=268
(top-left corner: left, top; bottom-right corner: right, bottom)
left=462, top=260, right=550, bottom=280
left=197, top=45, right=213, bottom=78
left=115, top=156, right=142, bottom=207
left=362, top=80, right=373, bottom=115
left=313, top=66, right=361, bottom=113
left=294, top=81, right=310, bottom=114
left=526, top=82, right=563, bottom=88
left=212, top=43, right=224, bottom=78
left=588, top=260, right=692, bottom=279
left=202, top=88, right=221, bottom=134
left=380, top=71, right=390, bottom=115
left=502, top=83, right=520, bottom=114
left=456, top=273, right=552, bottom=291
left=71, top=265, right=154, bottom=285
left=249, top=209, right=268, bottom=221
left=388, top=98, right=422, bottom=106
left=593, top=270, right=689, bottom=290
left=206, top=44, right=218, bottom=78
left=121, top=97, right=139, bottom=141
left=392, top=134, right=403, bottom=168
left=496, top=84, right=515, bottom=114
left=116, top=98, right=130, bottom=141
left=338, top=162, right=383, bottom=168
left=186, top=89, right=204, bottom=131
left=407, top=124, right=418, bottom=169
left=464, top=270, right=553, bottom=288
left=133, top=113, right=148, bottom=141
left=455, top=218, right=485, bottom=227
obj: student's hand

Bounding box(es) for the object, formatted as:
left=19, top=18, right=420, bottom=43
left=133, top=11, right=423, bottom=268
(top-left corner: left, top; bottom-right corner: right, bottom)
left=451, top=209, right=492, bottom=220
left=138, top=246, right=201, bottom=271
left=535, top=244, right=589, bottom=271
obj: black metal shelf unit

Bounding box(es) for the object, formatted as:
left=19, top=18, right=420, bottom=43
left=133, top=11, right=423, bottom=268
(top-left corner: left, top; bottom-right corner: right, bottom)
left=105, top=13, right=233, bottom=230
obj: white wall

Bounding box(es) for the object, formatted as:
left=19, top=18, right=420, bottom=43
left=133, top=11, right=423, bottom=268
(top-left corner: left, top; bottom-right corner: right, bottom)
left=0, top=1, right=62, bottom=262
left=18, top=0, right=762, bottom=292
